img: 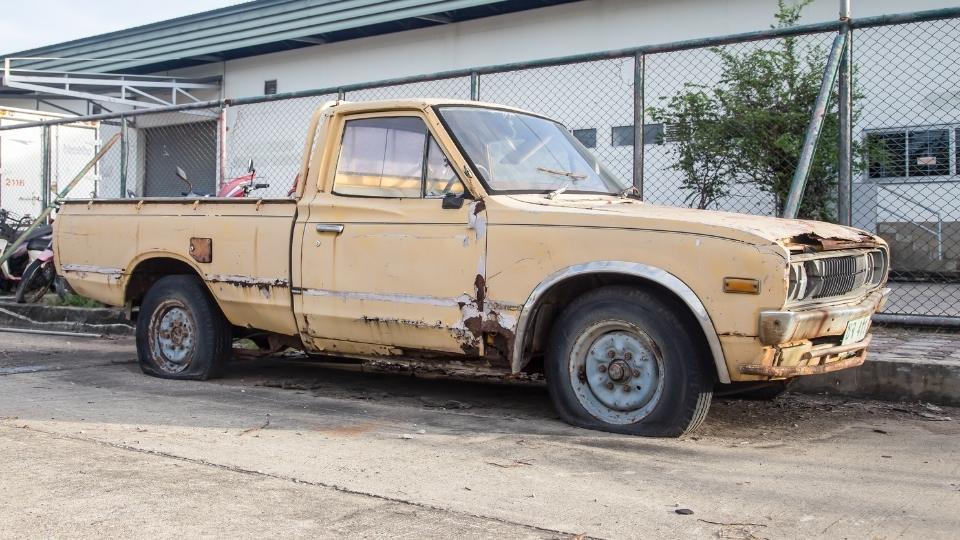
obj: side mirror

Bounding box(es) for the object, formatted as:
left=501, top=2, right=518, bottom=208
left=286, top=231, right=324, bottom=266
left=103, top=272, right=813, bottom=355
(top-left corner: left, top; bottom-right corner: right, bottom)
left=176, top=167, right=188, bottom=181
left=247, top=159, right=255, bottom=173
left=441, top=192, right=464, bottom=210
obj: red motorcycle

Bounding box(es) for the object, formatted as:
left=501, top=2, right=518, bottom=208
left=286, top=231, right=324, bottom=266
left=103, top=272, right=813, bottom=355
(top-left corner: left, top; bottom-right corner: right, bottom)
left=216, top=160, right=271, bottom=198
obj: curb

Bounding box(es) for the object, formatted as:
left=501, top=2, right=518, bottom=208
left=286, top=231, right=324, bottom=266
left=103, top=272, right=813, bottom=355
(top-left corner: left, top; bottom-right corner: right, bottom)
left=0, top=300, right=133, bottom=336
left=793, top=356, right=960, bottom=407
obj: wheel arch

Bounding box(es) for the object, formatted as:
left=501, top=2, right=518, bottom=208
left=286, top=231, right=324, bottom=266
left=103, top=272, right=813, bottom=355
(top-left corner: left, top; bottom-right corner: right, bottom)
left=124, top=252, right=207, bottom=308
left=511, top=261, right=730, bottom=383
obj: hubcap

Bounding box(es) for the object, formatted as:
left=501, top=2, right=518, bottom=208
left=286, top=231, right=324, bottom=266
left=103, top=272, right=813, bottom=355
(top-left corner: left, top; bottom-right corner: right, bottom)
left=569, top=321, right=664, bottom=424
left=151, top=303, right=196, bottom=372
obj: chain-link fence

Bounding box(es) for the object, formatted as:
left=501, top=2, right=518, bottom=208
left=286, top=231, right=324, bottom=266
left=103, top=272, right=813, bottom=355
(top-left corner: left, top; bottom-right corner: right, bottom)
left=1, top=8, right=958, bottom=320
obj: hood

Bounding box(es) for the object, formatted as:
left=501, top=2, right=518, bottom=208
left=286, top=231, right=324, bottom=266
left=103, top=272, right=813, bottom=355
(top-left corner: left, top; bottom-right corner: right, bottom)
left=500, top=194, right=878, bottom=250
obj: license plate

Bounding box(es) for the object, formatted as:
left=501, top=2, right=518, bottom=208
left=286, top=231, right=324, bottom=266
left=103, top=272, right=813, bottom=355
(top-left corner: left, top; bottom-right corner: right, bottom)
left=841, top=316, right=871, bottom=345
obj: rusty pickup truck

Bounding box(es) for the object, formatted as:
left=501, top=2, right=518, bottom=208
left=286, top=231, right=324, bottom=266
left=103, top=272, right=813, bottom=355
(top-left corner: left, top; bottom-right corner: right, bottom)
left=55, top=99, right=889, bottom=436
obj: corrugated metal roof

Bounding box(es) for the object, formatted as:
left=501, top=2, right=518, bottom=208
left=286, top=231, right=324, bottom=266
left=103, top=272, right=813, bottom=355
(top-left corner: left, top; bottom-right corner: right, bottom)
left=5, top=0, right=576, bottom=74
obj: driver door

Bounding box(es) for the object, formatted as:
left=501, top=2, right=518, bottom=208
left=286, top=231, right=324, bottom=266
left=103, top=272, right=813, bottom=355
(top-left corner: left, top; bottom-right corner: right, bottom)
left=295, top=112, right=485, bottom=357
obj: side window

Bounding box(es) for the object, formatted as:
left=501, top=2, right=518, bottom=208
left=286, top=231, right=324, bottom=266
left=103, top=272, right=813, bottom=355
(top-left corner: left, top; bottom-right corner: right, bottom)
left=334, top=117, right=427, bottom=197
left=424, top=137, right=465, bottom=198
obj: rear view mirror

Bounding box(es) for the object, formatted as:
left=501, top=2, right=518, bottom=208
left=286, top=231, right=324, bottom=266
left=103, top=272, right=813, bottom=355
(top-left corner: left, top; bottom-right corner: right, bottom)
left=176, top=167, right=188, bottom=181
left=441, top=192, right=464, bottom=209
left=247, top=159, right=255, bottom=173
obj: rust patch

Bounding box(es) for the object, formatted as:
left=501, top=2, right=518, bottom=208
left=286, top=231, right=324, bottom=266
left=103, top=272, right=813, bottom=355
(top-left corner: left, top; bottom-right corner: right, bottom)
left=472, top=199, right=486, bottom=215
left=474, top=274, right=486, bottom=311
left=189, top=237, right=212, bottom=263
left=786, top=232, right=877, bottom=252
left=359, top=316, right=445, bottom=329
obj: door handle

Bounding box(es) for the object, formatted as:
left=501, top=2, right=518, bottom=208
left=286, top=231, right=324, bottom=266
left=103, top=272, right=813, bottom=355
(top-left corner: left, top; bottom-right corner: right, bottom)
left=315, top=224, right=344, bottom=234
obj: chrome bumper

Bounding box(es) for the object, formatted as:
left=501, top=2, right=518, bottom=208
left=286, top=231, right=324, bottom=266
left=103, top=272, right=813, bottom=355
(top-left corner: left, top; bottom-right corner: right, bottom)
left=758, top=288, right=890, bottom=346
left=739, top=334, right=871, bottom=377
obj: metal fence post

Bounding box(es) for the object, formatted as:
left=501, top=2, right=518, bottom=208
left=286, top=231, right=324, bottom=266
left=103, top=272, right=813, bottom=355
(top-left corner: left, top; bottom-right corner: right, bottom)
left=470, top=72, right=480, bottom=101
left=838, top=1, right=853, bottom=225
left=119, top=116, right=128, bottom=198
left=633, top=53, right=645, bottom=199
left=782, top=30, right=847, bottom=219
left=40, top=124, right=51, bottom=216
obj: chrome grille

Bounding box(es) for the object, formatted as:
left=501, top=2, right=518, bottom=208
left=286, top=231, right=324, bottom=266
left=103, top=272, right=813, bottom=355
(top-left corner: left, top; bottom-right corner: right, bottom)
left=813, top=255, right=862, bottom=298
left=787, top=249, right=888, bottom=304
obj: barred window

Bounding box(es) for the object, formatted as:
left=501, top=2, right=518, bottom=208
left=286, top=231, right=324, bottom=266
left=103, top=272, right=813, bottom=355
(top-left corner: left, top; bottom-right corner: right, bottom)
left=867, top=127, right=953, bottom=179
left=611, top=124, right=665, bottom=147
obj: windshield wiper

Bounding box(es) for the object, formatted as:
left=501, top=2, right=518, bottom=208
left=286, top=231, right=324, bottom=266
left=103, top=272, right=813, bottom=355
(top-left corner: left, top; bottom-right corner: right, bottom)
left=546, top=183, right=570, bottom=199
left=537, top=166, right=586, bottom=181
left=618, top=185, right=642, bottom=199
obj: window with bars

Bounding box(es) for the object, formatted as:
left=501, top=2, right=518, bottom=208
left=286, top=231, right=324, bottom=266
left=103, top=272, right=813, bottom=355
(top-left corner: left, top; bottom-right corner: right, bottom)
left=866, top=127, right=954, bottom=179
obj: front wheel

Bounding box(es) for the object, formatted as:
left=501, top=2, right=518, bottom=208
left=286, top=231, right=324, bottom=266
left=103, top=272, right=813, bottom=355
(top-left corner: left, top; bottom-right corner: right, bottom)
left=15, top=259, right=56, bottom=303
left=546, top=286, right=715, bottom=437
left=136, top=275, right=231, bottom=380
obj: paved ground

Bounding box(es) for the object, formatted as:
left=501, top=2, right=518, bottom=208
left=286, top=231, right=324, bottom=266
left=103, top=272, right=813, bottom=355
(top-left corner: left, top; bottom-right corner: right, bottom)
left=0, top=331, right=958, bottom=539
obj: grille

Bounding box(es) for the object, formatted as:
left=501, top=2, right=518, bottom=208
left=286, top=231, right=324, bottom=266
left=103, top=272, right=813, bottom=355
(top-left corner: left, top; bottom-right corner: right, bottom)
left=789, top=249, right=886, bottom=304
left=812, top=255, right=862, bottom=299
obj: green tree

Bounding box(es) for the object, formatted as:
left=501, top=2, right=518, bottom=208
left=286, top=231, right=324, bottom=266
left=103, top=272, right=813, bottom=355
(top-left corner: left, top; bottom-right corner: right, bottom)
left=650, top=0, right=851, bottom=220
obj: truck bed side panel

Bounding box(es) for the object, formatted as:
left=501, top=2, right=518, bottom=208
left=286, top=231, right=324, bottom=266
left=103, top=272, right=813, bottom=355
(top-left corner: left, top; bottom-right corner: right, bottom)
left=55, top=200, right=298, bottom=336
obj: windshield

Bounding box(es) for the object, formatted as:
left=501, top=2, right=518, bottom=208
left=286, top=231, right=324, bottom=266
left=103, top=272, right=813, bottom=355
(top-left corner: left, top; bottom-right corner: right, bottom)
left=437, top=107, right=629, bottom=194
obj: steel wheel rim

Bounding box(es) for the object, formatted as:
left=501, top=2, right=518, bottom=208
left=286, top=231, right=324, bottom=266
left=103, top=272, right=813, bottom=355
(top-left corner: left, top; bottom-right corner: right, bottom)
left=149, top=301, right=196, bottom=373
left=568, top=320, right=665, bottom=425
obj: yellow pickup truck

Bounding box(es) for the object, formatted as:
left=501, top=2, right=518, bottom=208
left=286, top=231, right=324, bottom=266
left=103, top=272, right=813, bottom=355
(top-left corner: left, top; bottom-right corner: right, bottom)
left=55, top=99, right=889, bottom=436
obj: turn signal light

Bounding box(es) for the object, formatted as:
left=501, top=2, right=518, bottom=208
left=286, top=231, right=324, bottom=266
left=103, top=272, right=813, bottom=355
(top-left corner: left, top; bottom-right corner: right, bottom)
left=723, top=277, right=760, bottom=294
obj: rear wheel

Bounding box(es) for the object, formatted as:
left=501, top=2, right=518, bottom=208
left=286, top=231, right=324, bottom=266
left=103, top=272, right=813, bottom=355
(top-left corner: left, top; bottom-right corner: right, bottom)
left=545, top=286, right=714, bottom=437
left=15, top=260, right=56, bottom=303
left=136, top=275, right=231, bottom=380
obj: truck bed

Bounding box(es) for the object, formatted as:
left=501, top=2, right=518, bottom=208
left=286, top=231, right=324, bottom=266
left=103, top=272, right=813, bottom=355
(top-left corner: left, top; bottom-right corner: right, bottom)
left=55, top=198, right=299, bottom=336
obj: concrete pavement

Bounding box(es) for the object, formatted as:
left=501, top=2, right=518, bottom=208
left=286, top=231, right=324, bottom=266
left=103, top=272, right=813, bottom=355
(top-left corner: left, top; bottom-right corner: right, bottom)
left=0, top=332, right=958, bottom=539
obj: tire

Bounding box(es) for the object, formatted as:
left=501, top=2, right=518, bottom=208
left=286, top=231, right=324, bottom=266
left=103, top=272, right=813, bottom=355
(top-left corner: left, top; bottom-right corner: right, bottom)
left=545, top=286, right=715, bottom=437
left=136, top=275, right=231, bottom=380
left=54, top=275, right=75, bottom=301
left=15, top=259, right=56, bottom=304
left=717, top=380, right=794, bottom=400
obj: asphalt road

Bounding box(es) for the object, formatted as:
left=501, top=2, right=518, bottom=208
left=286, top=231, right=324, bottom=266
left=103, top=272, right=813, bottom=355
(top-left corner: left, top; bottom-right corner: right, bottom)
left=0, top=331, right=958, bottom=539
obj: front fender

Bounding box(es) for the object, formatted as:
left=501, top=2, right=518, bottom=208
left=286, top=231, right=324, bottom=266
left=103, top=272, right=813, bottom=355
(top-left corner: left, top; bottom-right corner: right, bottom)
left=511, top=261, right=731, bottom=384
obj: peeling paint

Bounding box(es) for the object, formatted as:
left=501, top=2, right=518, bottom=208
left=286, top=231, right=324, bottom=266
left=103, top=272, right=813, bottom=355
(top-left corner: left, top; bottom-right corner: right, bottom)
left=206, top=274, right=289, bottom=287
left=61, top=264, right=123, bottom=276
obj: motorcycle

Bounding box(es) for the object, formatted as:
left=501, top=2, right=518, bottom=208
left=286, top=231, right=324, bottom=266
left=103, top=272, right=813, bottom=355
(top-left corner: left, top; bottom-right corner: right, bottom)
left=14, top=233, right=58, bottom=303
left=175, top=160, right=271, bottom=198
left=1, top=219, right=56, bottom=301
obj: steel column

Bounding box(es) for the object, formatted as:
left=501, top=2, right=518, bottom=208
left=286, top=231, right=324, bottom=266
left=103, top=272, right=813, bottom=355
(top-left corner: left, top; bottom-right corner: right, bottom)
left=40, top=125, right=51, bottom=215
left=633, top=53, right=645, bottom=199
left=119, top=117, right=128, bottom=198
left=837, top=2, right=853, bottom=225
left=782, top=30, right=847, bottom=219
left=470, top=72, right=480, bottom=101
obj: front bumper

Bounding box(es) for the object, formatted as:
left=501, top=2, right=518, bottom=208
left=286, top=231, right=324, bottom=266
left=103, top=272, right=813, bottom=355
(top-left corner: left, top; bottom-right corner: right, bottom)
left=737, top=288, right=889, bottom=379
left=757, top=288, right=890, bottom=346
